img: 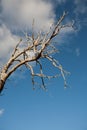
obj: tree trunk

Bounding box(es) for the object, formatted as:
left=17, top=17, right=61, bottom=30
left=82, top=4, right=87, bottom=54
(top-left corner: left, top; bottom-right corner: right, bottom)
left=0, top=80, right=5, bottom=93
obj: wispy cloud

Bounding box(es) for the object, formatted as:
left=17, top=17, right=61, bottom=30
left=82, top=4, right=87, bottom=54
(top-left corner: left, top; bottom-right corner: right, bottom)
left=75, top=48, right=80, bottom=56
left=74, top=0, right=87, bottom=14
left=0, top=109, right=4, bottom=116
left=55, top=26, right=75, bottom=45
left=72, top=0, right=87, bottom=31
left=56, top=0, right=66, bottom=3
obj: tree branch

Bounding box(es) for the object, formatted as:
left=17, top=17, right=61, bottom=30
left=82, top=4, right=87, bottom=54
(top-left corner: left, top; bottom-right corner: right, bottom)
left=0, top=11, right=74, bottom=93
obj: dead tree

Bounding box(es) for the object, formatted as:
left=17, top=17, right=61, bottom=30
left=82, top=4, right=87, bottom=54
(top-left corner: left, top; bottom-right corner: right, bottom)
left=0, top=12, right=74, bottom=93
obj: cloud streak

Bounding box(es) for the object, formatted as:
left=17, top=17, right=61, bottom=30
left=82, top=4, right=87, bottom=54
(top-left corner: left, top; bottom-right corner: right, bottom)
left=0, top=109, right=4, bottom=116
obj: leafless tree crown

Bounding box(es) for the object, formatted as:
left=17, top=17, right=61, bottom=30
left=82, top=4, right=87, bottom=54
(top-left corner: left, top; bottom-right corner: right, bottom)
left=0, top=12, right=74, bottom=94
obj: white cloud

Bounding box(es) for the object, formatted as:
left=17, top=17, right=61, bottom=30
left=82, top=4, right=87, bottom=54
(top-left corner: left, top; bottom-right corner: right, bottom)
left=1, top=0, right=55, bottom=31
left=0, top=109, right=4, bottom=116
left=0, top=24, right=19, bottom=62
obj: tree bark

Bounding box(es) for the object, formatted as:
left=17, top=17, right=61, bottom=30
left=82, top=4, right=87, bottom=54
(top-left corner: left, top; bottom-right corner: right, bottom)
left=0, top=80, right=5, bottom=93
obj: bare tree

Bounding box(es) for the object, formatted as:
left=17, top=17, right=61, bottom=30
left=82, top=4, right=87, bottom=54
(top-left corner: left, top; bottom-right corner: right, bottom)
left=0, top=12, right=74, bottom=93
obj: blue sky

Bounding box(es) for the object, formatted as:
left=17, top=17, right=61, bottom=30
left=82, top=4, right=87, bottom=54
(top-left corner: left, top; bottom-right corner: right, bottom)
left=0, top=0, right=87, bottom=130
